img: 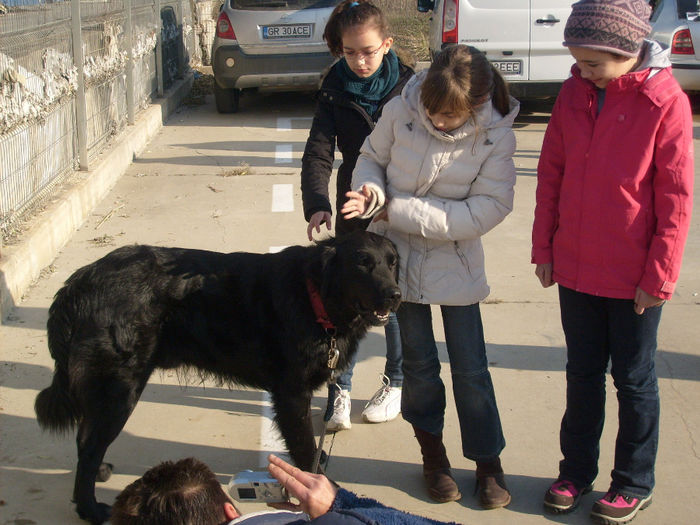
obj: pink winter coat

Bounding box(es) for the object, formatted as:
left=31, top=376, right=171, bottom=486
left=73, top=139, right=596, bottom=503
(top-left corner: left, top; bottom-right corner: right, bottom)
left=532, top=43, right=694, bottom=300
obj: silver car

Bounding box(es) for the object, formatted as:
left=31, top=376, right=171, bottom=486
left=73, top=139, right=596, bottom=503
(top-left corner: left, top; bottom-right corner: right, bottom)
left=212, top=0, right=340, bottom=113
left=650, top=0, right=700, bottom=92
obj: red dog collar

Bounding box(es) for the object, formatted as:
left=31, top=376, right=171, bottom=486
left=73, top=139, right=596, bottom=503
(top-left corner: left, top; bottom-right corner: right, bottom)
left=305, top=278, right=335, bottom=331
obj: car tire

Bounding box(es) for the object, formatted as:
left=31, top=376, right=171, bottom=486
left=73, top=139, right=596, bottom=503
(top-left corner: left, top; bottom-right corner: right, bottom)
left=214, top=83, right=240, bottom=113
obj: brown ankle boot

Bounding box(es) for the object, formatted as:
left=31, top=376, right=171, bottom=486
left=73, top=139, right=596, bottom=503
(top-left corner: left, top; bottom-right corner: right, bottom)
left=475, top=457, right=511, bottom=509
left=413, top=425, right=462, bottom=502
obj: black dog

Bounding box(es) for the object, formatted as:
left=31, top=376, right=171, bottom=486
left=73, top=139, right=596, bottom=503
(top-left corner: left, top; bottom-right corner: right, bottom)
left=35, top=231, right=400, bottom=524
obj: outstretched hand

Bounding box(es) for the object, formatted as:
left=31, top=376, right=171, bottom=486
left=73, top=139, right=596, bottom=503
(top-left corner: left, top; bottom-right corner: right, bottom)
left=266, top=454, right=338, bottom=518
left=307, top=211, right=332, bottom=241
left=341, top=185, right=372, bottom=220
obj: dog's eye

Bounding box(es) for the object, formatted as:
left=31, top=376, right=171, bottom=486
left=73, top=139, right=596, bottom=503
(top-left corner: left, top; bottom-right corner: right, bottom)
left=357, top=252, right=374, bottom=269
left=387, top=254, right=397, bottom=269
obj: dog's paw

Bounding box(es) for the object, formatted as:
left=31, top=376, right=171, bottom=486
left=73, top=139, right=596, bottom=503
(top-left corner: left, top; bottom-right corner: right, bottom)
left=96, top=462, right=113, bottom=482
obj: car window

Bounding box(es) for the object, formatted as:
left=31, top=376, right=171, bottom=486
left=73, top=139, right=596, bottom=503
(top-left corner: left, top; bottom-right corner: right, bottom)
left=231, top=0, right=339, bottom=10
left=676, top=0, right=699, bottom=19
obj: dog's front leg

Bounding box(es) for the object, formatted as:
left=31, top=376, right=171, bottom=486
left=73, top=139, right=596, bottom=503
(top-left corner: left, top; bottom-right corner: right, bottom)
left=270, top=390, right=317, bottom=471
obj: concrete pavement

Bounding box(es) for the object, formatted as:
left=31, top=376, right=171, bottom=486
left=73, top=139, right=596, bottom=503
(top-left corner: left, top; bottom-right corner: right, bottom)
left=0, top=86, right=698, bottom=524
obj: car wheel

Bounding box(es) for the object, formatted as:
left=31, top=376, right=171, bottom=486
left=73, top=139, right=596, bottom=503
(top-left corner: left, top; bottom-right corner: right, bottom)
left=214, top=83, right=240, bottom=113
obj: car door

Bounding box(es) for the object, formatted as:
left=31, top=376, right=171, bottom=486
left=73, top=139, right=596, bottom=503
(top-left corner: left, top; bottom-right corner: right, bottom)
left=530, top=0, right=574, bottom=81
left=454, top=0, right=531, bottom=82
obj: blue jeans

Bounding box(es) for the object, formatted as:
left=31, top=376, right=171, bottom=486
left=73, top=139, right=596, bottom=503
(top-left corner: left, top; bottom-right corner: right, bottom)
left=335, top=311, right=403, bottom=391
left=397, top=302, right=505, bottom=460
left=558, top=286, right=662, bottom=498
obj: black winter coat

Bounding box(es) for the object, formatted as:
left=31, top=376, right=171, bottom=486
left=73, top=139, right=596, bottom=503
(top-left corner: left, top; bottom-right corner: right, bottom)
left=301, top=59, right=414, bottom=235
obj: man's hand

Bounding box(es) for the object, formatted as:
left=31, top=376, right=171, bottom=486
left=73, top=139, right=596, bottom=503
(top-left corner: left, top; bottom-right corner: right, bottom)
left=634, top=287, right=665, bottom=315
left=266, top=454, right=338, bottom=519
left=535, top=263, right=554, bottom=288
left=307, top=211, right=332, bottom=241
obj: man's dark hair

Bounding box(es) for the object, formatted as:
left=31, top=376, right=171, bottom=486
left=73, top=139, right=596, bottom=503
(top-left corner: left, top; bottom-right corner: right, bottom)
left=111, top=457, right=231, bottom=525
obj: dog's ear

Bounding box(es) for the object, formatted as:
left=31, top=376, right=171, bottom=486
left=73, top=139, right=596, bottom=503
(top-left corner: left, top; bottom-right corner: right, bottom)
left=318, top=243, right=337, bottom=299
left=305, top=239, right=337, bottom=295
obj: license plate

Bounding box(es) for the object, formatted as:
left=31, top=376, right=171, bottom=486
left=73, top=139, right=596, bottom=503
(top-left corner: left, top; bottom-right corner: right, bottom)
left=491, top=60, right=522, bottom=75
left=262, top=24, right=312, bottom=39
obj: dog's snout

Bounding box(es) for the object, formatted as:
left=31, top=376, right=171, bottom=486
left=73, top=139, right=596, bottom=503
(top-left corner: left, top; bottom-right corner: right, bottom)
left=384, top=288, right=401, bottom=310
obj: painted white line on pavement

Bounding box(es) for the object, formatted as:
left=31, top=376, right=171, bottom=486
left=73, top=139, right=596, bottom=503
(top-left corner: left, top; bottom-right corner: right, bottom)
left=259, top=393, right=288, bottom=467
left=275, top=144, right=293, bottom=164
left=257, top=247, right=293, bottom=467
left=271, top=184, right=294, bottom=212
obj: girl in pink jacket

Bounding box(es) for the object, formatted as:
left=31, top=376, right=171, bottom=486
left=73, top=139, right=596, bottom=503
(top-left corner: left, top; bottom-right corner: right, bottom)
left=532, top=1, right=693, bottom=524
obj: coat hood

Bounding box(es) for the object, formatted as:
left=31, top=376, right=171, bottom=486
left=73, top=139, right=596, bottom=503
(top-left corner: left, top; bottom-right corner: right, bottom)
left=570, top=39, right=675, bottom=97
left=400, top=69, right=520, bottom=143
left=638, top=38, right=672, bottom=70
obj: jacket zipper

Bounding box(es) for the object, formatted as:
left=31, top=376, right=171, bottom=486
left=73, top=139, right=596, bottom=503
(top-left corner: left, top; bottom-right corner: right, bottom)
left=454, top=241, right=473, bottom=278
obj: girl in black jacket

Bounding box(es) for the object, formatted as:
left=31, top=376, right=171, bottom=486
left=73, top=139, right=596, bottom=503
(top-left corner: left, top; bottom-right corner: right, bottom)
left=300, top=0, right=413, bottom=431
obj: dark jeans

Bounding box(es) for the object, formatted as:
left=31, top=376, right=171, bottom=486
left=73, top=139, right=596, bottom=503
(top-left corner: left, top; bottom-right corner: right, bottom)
left=397, top=302, right=505, bottom=460
left=558, top=285, right=662, bottom=498
left=336, top=312, right=403, bottom=391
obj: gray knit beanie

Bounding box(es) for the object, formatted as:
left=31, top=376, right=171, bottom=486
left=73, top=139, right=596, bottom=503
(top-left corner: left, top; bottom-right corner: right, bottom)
left=563, top=0, right=652, bottom=57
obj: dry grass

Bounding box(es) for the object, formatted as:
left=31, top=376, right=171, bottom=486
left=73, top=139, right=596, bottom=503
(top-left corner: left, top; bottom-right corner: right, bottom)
left=219, top=162, right=251, bottom=177
left=375, top=0, right=431, bottom=61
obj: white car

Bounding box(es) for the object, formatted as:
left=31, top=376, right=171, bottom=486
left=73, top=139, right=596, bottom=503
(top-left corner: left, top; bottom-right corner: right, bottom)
left=417, top=0, right=575, bottom=98
left=212, top=0, right=340, bottom=113
left=649, top=0, right=700, bottom=92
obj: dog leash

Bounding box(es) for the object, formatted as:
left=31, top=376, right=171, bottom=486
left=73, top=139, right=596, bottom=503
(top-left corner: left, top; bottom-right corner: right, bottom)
left=306, top=278, right=341, bottom=474
left=311, top=331, right=339, bottom=474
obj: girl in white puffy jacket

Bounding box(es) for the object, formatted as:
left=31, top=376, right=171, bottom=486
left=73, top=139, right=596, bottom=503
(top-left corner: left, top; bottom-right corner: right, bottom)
left=342, top=45, right=519, bottom=509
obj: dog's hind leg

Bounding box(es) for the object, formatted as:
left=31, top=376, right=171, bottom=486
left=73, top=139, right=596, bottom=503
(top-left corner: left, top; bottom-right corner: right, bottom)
left=72, top=381, right=143, bottom=524
left=270, top=390, right=317, bottom=471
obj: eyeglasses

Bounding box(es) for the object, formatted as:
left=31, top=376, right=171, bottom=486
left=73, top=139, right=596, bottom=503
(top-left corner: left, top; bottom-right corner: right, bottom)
left=343, top=43, right=385, bottom=62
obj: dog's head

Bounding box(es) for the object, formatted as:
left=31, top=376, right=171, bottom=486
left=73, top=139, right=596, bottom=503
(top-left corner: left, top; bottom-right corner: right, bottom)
left=314, top=231, right=401, bottom=328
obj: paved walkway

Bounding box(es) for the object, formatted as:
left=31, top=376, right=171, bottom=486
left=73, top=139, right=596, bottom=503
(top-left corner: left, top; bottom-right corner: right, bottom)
left=0, top=88, right=698, bottom=524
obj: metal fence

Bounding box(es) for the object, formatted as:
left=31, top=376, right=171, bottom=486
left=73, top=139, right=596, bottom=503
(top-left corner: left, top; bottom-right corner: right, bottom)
left=0, top=0, right=200, bottom=240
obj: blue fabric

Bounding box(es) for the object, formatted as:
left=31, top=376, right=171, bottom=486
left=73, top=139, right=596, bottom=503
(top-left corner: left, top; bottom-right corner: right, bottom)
left=321, top=488, right=460, bottom=524
left=336, top=50, right=400, bottom=115
left=384, top=312, right=404, bottom=386
left=336, top=312, right=403, bottom=390
left=557, top=285, right=661, bottom=498
left=397, top=302, right=505, bottom=460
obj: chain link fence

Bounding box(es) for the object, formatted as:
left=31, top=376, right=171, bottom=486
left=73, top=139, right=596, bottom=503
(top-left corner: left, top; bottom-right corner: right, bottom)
left=0, top=0, right=205, bottom=243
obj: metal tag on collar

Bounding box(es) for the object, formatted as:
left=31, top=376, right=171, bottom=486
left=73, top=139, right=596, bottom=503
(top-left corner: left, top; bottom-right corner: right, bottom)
left=327, top=337, right=339, bottom=369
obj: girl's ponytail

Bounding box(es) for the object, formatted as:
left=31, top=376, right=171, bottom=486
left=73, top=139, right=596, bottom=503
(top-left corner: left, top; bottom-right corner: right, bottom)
left=490, top=64, right=511, bottom=117
left=323, top=0, right=389, bottom=57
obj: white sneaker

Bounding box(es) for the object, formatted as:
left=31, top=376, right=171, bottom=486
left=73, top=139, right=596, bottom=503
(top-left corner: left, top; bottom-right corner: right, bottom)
left=326, top=388, right=351, bottom=431
left=362, top=374, right=402, bottom=423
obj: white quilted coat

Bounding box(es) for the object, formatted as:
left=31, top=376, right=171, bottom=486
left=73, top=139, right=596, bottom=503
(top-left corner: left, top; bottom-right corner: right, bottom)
left=352, top=70, right=519, bottom=305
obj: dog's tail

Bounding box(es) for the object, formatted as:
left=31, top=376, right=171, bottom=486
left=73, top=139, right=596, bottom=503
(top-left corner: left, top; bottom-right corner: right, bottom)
left=35, top=368, right=76, bottom=434
left=35, top=285, right=78, bottom=433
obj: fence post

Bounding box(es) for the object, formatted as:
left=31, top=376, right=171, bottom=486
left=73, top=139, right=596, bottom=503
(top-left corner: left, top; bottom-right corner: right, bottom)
left=155, top=0, right=164, bottom=97
left=125, top=0, right=135, bottom=124
left=71, top=0, right=89, bottom=170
